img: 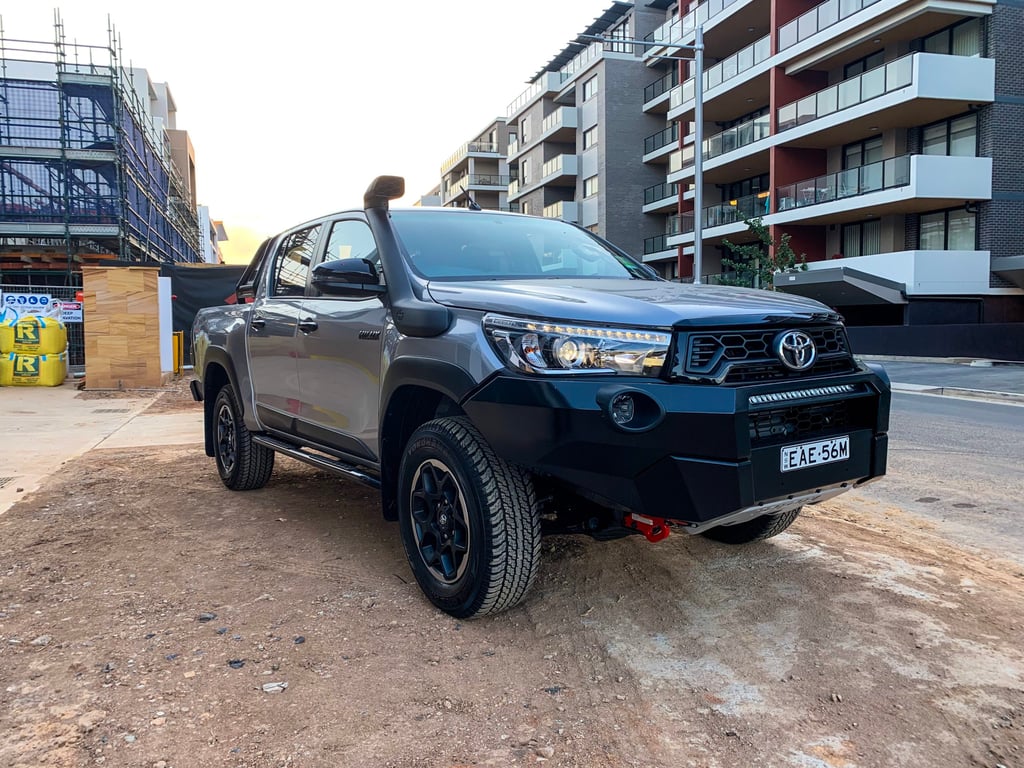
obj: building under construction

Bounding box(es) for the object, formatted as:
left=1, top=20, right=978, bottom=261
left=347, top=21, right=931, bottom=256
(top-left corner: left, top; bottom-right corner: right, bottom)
left=0, top=17, right=201, bottom=292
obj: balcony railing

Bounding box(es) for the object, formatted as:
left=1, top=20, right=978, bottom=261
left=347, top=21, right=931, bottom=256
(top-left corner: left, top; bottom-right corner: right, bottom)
left=542, top=200, right=579, bottom=221
left=778, top=0, right=883, bottom=52
left=644, top=234, right=671, bottom=255
left=441, top=140, right=500, bottom=175
left=705, top=115, right=770, bottom=162
left=560, top=41, right=602, bottom=83
left=645, top=0, right=744, bottom=48
left=508, top=179, right=520, bottom=197
left=777, top=54, right=913, bottom=132
left=541, top=154, right=576, bottom=179
left=776, top=154, right=911, bottom=210
left=541, top=107, right=577, bottom=134
left=673, top=192, right=769, bottom=235
left=506, top=138, right=519, bottom=157
left=644, top=124, right=679, bottom=155
left=669, top=35, right=770, bottom=112
left=644, top=181, right=679, bottom=206
left=644, top=69, right=679, bottom=103
left=468, top=174, right=510, bottom=187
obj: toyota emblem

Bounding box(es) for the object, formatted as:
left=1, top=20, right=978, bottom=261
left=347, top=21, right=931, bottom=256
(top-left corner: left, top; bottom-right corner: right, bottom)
left=775, top=330, right=817, bottom=371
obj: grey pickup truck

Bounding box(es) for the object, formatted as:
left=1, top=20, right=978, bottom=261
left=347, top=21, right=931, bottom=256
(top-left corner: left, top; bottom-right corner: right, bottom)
left=191, top=176, right=890, bottom=619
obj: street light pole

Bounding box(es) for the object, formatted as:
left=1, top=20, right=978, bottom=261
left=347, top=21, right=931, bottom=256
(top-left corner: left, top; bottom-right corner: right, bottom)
left=580, top=28, right=705, bottom=284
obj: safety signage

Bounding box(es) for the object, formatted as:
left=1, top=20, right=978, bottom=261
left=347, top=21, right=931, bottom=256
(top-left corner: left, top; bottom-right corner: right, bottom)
left=1, top=292, right=53, bottom=322
left=55, top=300, right=84, bottom=323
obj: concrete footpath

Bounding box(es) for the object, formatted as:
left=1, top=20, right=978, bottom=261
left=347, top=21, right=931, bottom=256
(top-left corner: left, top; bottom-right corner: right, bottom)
left=0, top=359, right=1020, bottom=515
left=0, top=383, right=203, bottom=515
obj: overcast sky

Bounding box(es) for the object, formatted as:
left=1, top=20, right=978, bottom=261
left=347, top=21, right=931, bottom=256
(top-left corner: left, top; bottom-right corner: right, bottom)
left=2, top=1, right=619, bottom=262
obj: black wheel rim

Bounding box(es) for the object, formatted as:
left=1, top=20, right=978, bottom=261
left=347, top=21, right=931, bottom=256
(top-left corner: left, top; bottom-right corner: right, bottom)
left=409, top=459, right=471, bottom=584
left=216, top=402, right=237, bottom=474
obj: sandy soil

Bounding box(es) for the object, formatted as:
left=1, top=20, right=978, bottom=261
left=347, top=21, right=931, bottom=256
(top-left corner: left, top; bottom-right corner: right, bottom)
left=1, top=392, right=1022, bottom=767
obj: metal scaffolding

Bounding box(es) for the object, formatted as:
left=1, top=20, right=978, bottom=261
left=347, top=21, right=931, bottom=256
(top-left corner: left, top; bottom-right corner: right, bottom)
left=0, top=13, right=200, bottom=285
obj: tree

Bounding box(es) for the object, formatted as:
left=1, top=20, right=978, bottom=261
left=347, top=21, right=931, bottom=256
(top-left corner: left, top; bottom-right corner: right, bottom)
left=720, top=217, right=807, bottom=290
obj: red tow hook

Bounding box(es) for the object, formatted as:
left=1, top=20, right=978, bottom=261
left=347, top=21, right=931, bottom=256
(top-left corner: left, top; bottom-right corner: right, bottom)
left=624, top=513, right=671, bottom=543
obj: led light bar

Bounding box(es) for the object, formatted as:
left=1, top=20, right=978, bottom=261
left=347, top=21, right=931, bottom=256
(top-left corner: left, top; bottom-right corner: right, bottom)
left=748, top=383, right=859, bottom=406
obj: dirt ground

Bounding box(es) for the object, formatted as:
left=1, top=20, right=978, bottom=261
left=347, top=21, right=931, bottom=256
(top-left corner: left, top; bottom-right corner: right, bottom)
left=1, top=385, right=1022, bottom=767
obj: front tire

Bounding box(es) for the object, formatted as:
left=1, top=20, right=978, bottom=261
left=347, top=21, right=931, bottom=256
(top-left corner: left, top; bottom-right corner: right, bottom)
left=701, top=508, right=801, bottom=544
left=398, top=417, right=541, bottom=619
left=213, top=384, right=274, bottom=491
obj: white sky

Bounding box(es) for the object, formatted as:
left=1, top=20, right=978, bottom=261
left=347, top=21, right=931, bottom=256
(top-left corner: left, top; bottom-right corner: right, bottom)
left=2, top=1, right=619, bottom=261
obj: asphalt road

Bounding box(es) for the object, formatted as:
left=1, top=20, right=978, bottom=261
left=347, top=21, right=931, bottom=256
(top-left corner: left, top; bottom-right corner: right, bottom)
left=852, top=391, right=1024, bottom=564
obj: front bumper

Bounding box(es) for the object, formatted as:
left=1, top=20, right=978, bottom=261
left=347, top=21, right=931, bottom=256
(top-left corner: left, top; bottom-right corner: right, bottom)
left=462, top=365, right=889, bottom=528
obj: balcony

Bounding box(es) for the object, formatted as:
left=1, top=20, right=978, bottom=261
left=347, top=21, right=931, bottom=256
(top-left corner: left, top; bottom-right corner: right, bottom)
left=793, top=250, right=992, bottom=298
left=643, top=181, right=679, bottom=213
left=643, top=233, right=674, bottom=257
left=507, top=72, right=561, bottom=119
left=540, top=154, right=579, bottom=185
left=542, top=200, right=579, bottom=222
left=777, top=0, right=883, bottom=54
left=667, top=115, right=771, bottom=183
left=539, top=107, right=579, bottom=143
left=643, top=69, right=679, bottom=113
left=643, top=124, right=679, bottom=163
left=643, top=0, right=751, bottom=56
left=775, top=53, right=995, bottom=147
left=667, top=191, right=769, bottom=245
left=440, top=140, right=501, bottom=176
left=666, top=34, right=771, bottom=120
left=771, top=154, right=992, bottom=225
left=508, top=179, right=520, bottom=198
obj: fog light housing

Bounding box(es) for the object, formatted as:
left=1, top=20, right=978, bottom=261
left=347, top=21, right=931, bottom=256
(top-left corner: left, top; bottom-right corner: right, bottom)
left=597, top=386, right=665, bottom=433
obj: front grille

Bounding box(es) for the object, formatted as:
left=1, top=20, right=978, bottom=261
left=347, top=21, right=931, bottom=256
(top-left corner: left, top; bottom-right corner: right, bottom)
left=749, top=401, right=851, bottom=444
left=674, top=326, right=854, bottom=384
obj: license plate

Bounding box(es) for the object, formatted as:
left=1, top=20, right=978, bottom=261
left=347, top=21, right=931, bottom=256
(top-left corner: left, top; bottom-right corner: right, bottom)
left=780, top=436, right=850, bottom=472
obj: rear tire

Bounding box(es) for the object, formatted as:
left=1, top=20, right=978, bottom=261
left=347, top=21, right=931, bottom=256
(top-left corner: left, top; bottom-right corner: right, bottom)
left=398, top=417, right=541, bottom=619
left=213, top=384, right=274, bottom=491
left=701, top=508, right=801, bottom=544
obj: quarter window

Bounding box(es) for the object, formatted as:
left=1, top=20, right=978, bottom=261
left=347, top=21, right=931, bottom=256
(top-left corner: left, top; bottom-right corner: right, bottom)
left=271, top=224, right=320, bottom=296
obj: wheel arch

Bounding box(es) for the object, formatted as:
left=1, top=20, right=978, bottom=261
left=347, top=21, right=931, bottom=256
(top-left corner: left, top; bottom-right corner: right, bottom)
left=200, top=349, right=243, bottom=458
left=379, top=358, right=479, bottom=521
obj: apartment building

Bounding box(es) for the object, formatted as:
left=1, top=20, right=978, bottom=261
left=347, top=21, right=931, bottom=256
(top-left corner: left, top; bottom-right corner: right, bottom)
left=644, top=0, right=1022, bottom=327
left=439, top=119, right=512, bottom=210
left=0, top=21, right=202, bottom=288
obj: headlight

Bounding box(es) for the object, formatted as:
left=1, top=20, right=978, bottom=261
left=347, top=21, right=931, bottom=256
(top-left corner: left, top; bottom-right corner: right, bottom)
left=483, top=314, right=670, bottom=376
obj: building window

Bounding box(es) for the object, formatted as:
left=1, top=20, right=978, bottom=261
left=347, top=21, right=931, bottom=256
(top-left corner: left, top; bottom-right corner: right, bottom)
left=843, top=136, right=884, bottom=169
left=587, top=224, right=599, bottom=234
left=841, top=219, right=881, bottom=258
left=605, top=18, right=632, bottom=53
left=920, top=208, right=976, bottom=250
left=584, top=175, right=599, bottom=198
left=923, top=113, right=977, bottom=157
left=521, top=159, right=530, bottom=185
left=720, top=106, right=768, bottom=130
left=843, top=50, right=884, bottom=79
left=521, top=201, right=529, bottom=216
left=583, top=76, right=599, bottom=102
left=520, top=117, right=530, bottom=144
left=583, top=126, right=598, bottom=150
left=921, top=17, right=982, bottom=57
left=722, top=173, right=769, bottom=201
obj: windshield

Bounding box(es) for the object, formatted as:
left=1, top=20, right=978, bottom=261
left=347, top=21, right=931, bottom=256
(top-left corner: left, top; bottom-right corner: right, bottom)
left=389, top=210, right=655, bottom=281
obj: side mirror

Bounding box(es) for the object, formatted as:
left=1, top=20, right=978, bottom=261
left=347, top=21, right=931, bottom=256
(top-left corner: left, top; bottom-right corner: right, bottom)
left=235, top=281, right=256, bottom=303
left=312, top=258, right=386, bottom=297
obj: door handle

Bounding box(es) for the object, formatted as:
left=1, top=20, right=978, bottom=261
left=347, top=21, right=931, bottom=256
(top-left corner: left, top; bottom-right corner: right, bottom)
left=297, top=318, right=319, bottom=334
left=250, top=316, right=266, bottom=331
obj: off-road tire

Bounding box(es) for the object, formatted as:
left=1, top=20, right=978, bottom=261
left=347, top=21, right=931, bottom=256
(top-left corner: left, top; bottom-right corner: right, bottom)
left=701, top=508, right=801, bottom=545
left=213, top=384, right=274, bottom=491
left=398, top=417, right=541, bottom=619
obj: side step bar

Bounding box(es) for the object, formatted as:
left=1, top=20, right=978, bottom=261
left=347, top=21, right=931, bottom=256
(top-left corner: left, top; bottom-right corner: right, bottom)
left=252, top=435, right=382, bottom=489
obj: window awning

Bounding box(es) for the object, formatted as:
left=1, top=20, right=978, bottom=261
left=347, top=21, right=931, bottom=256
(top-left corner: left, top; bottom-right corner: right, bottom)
left=775, top=266, right=907, bottom=306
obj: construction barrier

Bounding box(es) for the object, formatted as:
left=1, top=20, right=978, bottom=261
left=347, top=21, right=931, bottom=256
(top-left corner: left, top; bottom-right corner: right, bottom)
left=1, top=351, right=68, bottom=387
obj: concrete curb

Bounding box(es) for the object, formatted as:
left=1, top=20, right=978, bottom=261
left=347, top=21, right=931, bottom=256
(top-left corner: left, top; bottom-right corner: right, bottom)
left=891, top=382, right=1024, bottom=405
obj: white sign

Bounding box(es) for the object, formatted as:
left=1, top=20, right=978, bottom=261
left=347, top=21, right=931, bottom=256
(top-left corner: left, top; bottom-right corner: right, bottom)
left=55, top=300, right=84, bottom=323
left=1, top=292, right=53, bottom=322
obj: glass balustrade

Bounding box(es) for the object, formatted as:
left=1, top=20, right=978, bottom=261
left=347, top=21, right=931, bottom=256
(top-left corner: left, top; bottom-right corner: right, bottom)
left=644, top=124, right=679, bottom=155
left=777, top=54, right=913, bottom=132
left=667, top=35, right=769, bottom=116
left=776, top=154, right=911, bottom=210
left=644, top=182, right=679, bottom=205
left=644, top=69, right=679, bottom=103
left=777, top=0, right=883, bottom=52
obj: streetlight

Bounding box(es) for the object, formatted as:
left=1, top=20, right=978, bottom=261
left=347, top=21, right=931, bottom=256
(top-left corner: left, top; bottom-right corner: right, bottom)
left=580, top=28, right=705, bottom=284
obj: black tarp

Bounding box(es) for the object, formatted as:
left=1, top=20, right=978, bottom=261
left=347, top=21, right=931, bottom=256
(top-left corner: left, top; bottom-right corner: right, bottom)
left=160, top=264, right=246, bottom=365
